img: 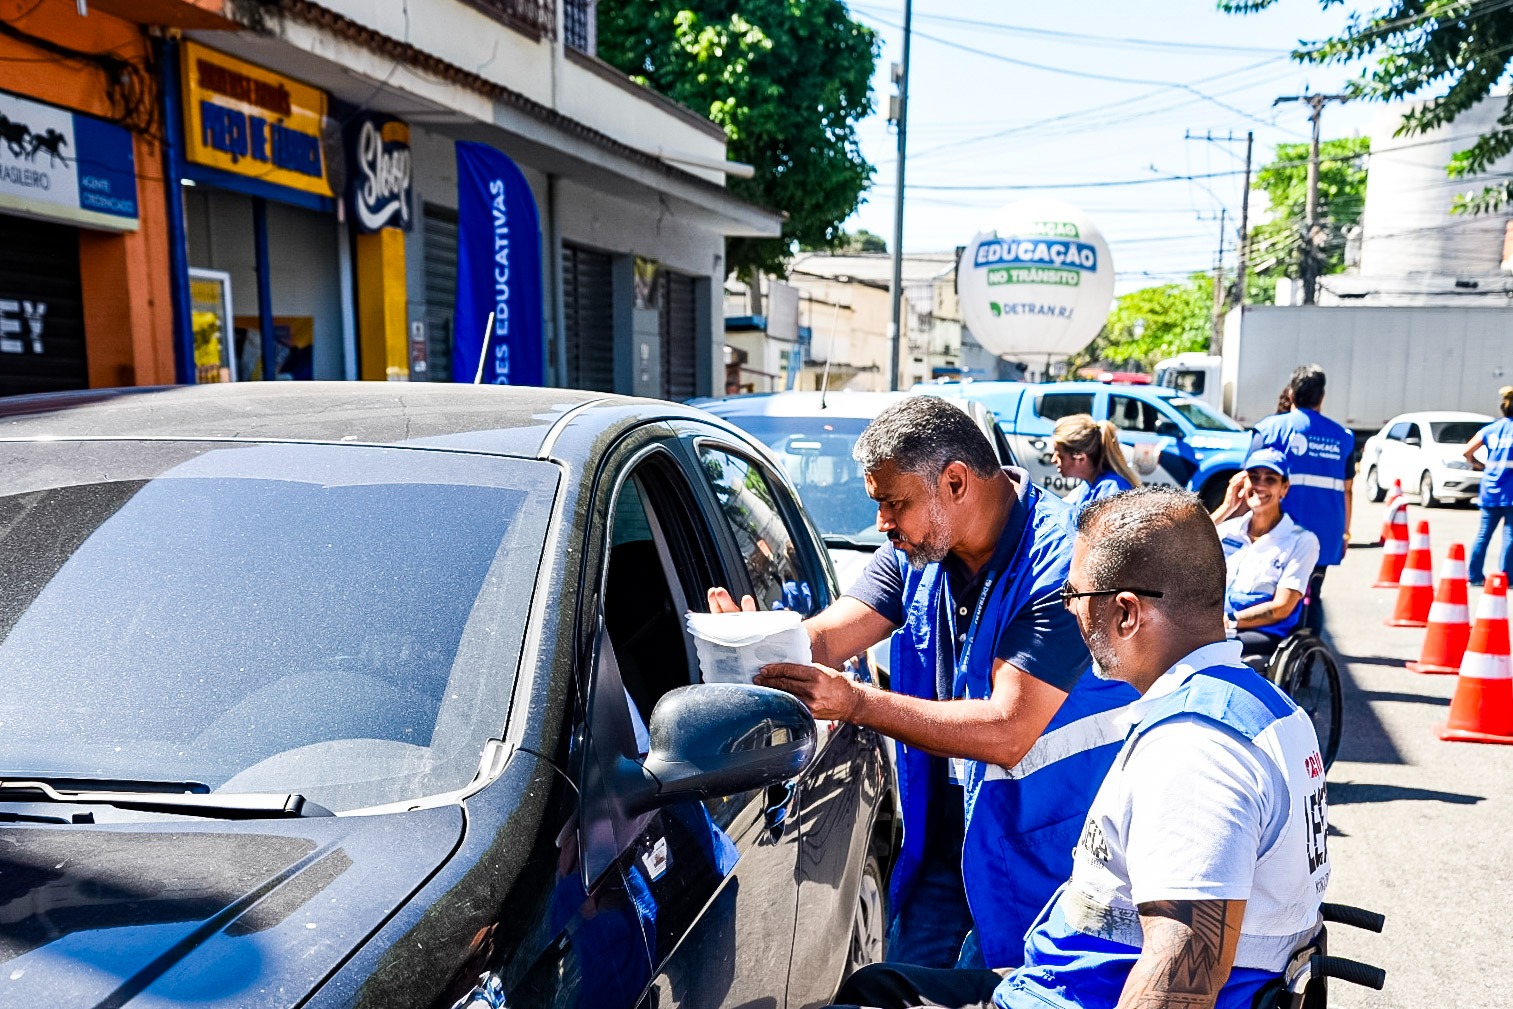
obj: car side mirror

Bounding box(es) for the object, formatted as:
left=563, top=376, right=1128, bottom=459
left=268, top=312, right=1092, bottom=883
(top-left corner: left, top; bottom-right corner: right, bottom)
left=621, top=684, right=816, bottom=815
left=1405, top=435, right=1421, bottom=447
left=1154, top=420, right=1182, bottom=439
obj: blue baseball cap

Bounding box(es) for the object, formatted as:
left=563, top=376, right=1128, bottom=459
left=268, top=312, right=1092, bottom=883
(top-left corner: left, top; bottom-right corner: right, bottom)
left=1243, top=447, right=1289, bottom=478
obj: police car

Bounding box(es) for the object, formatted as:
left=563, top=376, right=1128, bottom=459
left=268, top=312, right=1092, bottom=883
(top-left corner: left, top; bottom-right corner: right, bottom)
left=918, top=380, right=1252, bottom=508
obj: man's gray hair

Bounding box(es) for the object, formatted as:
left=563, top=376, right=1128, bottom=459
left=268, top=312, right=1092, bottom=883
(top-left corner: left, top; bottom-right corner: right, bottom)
left=853, top=396, right=1001, bottom=482
left=1076, top=485, right=1226, bottom=621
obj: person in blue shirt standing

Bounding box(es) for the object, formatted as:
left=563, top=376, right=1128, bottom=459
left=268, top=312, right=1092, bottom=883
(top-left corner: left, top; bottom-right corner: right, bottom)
left=1052, top=414, right=1141, bottom=522
left=1246, top=365, right=1354, bottom=634
left=1464, top=386, right=1513, bottom=586
left=710, top=396, right=1137, bottom=971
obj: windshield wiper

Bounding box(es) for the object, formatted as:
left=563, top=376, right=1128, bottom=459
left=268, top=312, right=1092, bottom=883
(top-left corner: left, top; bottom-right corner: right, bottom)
left=0, top=779, right=334, bottom=819
left=824, top=534, right=882, bottom=551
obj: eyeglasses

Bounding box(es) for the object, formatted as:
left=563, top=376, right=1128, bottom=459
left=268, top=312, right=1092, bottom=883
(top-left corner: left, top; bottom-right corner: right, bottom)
left=1060, top=583, right=1166, bottom=608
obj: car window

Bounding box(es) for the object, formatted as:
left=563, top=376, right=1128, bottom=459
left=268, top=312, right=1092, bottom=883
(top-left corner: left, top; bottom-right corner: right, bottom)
left=1387, top=422, right=1410, bottom=441
left=1431, top=421, right=1484, bottom=444
left=1109, top=394, right=1162, bottom=434
left=1035, top=392, right=1095, bottom=421
left=1166, top=396, right=1239, bottom=431
left=1169, top=370, right=1205, bottom=396
left=1405, top=423, right=1422, bottom=442
left=697, top=446, right=817, bottom=615
left=0, top=440, right=556, bottom=814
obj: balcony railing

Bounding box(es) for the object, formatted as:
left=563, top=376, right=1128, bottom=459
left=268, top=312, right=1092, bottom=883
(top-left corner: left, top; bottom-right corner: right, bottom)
left=461, top=0, right=557, bottom=40
left=565, top=0, right=596, bottom=53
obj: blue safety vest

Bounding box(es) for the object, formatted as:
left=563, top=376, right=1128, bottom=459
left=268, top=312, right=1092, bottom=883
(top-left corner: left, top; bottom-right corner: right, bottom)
left=1251, top=410, right=1352, bottom=565
left=1478, top=417, right=1513, bottom=508
left=1063, top=470, right=1132, bottom=524
left=994, top=659, right=1327, bottom=1009
left=889, top=481, right=1138, bottom=969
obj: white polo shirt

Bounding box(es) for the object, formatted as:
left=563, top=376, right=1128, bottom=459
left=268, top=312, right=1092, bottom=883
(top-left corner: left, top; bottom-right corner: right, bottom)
left=1217, top=513, right=1319, bottom=634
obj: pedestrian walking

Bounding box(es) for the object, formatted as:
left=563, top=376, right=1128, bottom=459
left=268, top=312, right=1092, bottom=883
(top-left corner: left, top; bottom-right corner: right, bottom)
left=1051, top=413, right=1141, bottom=523
left=827, top=487, right=1330, bottom=1009
left=1249, top=364, right=1354, bottom=633
left=1464, top=385, right=1513, bottom=586
left=709, top=396, right=1136, bottom=971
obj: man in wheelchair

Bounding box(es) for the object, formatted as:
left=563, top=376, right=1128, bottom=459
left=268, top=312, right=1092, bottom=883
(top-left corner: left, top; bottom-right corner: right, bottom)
left=1214, top=449, right=1322, bottom=667
left=828, top=487, right=1351, bottom=1009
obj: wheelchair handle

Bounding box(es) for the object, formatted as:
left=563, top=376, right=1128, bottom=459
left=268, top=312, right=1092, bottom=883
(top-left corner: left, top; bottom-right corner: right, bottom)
left=1321, top=902, right=1386, bottom=933
left=1313, top=954, right=1386, bottom=991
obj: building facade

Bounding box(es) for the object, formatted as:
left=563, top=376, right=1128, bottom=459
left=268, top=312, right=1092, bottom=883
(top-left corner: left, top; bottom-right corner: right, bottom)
left=1, top=0, right=781, bottom=399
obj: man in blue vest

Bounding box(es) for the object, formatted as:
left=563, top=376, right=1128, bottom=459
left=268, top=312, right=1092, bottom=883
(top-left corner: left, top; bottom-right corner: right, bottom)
left=711, top=396, right=1137, bottom=970
left=1245, top=365, right=1354, bottom=633
left=828, top=486, right=1330, bottom=1009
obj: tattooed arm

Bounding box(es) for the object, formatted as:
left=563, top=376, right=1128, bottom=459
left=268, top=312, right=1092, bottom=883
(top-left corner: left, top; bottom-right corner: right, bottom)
left=1115, top=899, right=1246, bottom=1009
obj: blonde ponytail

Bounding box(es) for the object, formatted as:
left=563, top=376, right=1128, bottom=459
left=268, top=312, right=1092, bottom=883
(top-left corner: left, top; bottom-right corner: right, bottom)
left=1098, top=420, right=1142, bottom=488
left=1053, top=414, right=1142, bottom=488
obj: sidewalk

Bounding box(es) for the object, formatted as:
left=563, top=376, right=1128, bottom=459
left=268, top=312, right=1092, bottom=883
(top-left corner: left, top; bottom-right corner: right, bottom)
left=1323, top=492, right=1511, bottom=1008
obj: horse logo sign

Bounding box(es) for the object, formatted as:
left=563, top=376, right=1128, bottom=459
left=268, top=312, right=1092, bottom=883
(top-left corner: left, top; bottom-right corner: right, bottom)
left=0, top=91, right=137, bottom=230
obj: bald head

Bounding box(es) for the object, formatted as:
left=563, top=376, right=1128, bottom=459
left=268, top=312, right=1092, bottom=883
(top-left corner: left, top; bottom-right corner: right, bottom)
left=1076, top=485, right=1226, bottom=624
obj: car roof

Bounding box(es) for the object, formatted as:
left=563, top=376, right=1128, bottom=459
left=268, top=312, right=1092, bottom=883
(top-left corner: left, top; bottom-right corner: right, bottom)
left=0, top=383, right=724, bottom=459
left=694, top=390, right=908, bottom=420
left=1382, top=411, right=1493, bottom=426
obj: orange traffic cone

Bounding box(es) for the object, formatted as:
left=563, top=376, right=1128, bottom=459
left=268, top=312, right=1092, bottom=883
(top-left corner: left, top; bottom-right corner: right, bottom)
left=1437, top=573, right=1513, bottom=745
left=1407, top=544, right=1472, bottom=673
left=1387, top=521, right=1435, bottom=627
left=1376, top=479, right=1404, bottom=546
left=1373, top=497, right=1410, bottom=587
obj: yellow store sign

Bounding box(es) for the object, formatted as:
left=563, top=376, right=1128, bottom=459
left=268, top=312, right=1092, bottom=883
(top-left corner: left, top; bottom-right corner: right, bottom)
left=180, top=41, right=333, bottom=198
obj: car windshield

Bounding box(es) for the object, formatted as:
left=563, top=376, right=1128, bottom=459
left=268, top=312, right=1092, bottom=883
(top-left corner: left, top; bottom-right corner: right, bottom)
left=1430, top=421, right=1485, bottom=445
left=711, top=414, right=882, bottom=545
left=0, top=440, right=556, bottom=814
left=1165, top=396, right=1241, bottom=432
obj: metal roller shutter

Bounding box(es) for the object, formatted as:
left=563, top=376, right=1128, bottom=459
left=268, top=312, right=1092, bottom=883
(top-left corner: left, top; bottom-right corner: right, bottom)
left=421, top=204, right=459, bottom=383
left=0, top=215, right=86, bottom=398
left=660, top=270, right=698, bottom=401
left=563, top=244, right=615, bottom=392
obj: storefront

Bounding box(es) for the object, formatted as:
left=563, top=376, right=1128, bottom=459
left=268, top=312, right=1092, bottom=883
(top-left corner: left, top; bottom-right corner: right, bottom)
left=173, top=39, right=355, bottom=383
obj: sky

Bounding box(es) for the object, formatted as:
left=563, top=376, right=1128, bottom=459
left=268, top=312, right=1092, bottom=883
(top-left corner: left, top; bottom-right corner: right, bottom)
left=841, top=0, right=1392, bottom=293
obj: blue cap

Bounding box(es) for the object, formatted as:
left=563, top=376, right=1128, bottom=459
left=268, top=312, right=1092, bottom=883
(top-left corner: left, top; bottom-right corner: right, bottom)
left=1243, top=447, right=1289, bottom=477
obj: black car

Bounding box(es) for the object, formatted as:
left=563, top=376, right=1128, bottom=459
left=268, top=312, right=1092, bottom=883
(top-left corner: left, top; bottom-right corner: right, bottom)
left=0, top=384, right=894, bottom=1009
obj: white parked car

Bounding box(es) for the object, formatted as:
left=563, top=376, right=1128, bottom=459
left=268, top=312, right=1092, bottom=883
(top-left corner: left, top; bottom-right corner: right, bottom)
left=1361, top=411, right=1492, bottom=507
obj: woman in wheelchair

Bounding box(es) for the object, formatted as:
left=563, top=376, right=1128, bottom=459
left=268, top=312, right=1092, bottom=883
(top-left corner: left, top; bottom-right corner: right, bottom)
left=1216, top=448, right=1320, bottom=661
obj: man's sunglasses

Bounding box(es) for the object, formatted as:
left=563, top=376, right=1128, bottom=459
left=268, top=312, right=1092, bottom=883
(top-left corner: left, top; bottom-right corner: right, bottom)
left=1060, top=584, right=1165, bottom=608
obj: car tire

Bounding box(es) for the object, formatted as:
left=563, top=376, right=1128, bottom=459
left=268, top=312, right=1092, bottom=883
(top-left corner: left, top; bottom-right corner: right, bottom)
left=1419, top=471, right=1439, bottom=508
left=845, top=853, right=888, bottom=977
left=1365, top=466, right=1386, bottom=502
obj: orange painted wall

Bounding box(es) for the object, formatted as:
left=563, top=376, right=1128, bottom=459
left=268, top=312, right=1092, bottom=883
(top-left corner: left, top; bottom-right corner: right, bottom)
left=0, top=0, right=177, bottom=387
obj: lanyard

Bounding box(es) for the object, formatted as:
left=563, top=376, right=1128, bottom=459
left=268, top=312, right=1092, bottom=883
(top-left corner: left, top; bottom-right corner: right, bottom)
left=949, top=566, right=999, bottom=700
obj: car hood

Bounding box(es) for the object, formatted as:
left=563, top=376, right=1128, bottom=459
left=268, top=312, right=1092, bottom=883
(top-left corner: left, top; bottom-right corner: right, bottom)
left=0, top=804, right=463, bottom=1008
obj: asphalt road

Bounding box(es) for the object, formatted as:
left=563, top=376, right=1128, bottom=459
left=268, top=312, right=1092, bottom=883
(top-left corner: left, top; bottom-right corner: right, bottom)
left=1322, top=489, right=1510, bottom=1008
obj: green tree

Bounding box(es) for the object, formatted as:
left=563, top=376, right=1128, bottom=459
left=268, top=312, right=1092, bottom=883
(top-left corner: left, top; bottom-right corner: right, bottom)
left=597, top=1, right=879, bottom=277
left=801, top=227, right=888, bottom=254
left=1220, top=0, right=1513, bottom=213
left=1069, top=273, right=1215, bottom=372
left=1247, top=136, right=1370, bottom=283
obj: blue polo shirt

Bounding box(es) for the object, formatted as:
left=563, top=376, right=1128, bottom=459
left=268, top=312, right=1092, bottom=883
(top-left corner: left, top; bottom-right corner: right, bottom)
left=1063, top=470, right=1132, bottom=524
left=1251, top=409, right=1355, bottom=566
left=1477, top=417, right=1513, bottom=508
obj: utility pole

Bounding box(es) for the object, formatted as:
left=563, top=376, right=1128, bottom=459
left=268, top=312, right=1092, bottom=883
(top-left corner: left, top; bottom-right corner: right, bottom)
left=1184, top=129, right=1254, bottom=307
left=887, top=0, right=912, bottom=391
left=1211, top=207, right=1227, bottom=346
left=1273, top=92, right=1348, bottom=305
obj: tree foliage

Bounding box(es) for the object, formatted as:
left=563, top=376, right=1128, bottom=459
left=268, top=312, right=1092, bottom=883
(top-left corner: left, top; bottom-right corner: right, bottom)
left=597, top=0, right=879, bottom=276
left=1220, top=0, right=1513, bottom=213
left=1069, top=273, right=1216, bottom=372
left=1248, top=136, right=1370, bottom=280
left=801, top=227, right=888, bottom=254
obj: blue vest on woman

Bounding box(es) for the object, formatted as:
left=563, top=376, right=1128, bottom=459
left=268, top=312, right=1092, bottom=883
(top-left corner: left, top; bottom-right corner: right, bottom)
left=888, top=482, right=1138, bottom=968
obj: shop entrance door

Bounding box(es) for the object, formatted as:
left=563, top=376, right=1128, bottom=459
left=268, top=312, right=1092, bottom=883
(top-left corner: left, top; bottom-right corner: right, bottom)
left=0, top=215, right=85, bottom=397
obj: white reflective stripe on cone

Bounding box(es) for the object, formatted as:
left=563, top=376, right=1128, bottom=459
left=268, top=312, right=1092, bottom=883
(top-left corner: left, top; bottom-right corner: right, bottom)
left=1400, top=569, right=1433, bottom=586
left=1427, top=602, right=1471, bottom=624
left=1459, top=650, right=1512, bottom=680
left=1443, top=560, right=1468, bottom=580
left=1475, top=595, right=1510, bottom=621
left=1385, top=541, right=1409, bottom=555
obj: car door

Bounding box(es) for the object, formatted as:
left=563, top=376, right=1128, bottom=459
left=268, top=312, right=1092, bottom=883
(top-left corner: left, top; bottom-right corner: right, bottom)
left=1103, top=392, right=1192, bottom=488
left=1377, top=421, right=1411, bottom=486
left=678, top=429, right=889, bottom=1008
left=574, top=428, right=804, bottom=1009
left=1021, top=388, right=1096, bottom=495
left=1400, top=422, right=1426, bottom=484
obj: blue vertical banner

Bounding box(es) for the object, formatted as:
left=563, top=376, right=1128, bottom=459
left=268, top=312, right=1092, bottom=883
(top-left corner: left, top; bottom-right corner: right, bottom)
left=453, top=141, right=544, bottom=385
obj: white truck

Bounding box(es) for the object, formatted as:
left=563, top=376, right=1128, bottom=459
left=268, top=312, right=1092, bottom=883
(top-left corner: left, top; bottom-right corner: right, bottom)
left=1154, top=305, right=1512, bottom=436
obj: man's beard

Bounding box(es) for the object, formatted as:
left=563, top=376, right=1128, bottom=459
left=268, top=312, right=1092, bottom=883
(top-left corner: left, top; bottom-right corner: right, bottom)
left=893, top=499, right=953, bottom=571
left=1086, top=623, right=1121, bottom=679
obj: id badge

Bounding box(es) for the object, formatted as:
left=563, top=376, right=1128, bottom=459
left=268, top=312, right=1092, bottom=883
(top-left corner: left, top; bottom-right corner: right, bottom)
left=949, top=757, right=967, bottom=785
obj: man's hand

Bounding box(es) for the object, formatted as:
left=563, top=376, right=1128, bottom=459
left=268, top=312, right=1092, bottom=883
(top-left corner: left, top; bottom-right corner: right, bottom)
left=707, top=586, right=758, bottom=613
left=755, top=662, right=864, bottom=721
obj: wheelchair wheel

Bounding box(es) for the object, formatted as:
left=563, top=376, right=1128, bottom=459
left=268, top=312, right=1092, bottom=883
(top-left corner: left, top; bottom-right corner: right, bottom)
left=1269, top=636, right=1343, bottom=770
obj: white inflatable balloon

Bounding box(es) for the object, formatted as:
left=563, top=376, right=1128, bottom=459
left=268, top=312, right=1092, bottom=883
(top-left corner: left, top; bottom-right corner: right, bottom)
left=956, top=198, right=1116, bottom=359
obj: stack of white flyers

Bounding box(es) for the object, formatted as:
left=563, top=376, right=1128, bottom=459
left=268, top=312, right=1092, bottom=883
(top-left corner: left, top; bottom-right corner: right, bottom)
left=685, top=610, right=813, bottom=684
